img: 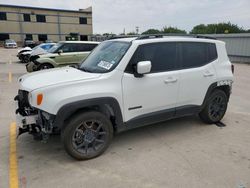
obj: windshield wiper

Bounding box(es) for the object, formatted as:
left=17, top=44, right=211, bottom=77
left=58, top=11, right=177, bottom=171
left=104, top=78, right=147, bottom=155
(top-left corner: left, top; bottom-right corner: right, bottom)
left=80, top=67, right=93, bottom=73
left=69, top=64, right=80, bottom=69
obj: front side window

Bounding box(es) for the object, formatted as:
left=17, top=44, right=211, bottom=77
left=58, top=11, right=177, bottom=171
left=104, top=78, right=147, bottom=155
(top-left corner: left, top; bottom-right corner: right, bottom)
left=48, top=43, right=63, bottom=53
left=80, top=41, right=131, bottom=73
left=77, top=43, right=98, bottom=52
left=126, top=42, right=178, bottom=73
left=0, top=12, right=7, bottom=20
left=59, top=43, right=79, bottom=53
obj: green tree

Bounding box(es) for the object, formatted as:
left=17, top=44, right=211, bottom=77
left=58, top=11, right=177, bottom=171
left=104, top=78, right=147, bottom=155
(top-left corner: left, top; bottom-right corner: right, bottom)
left=142, top=29, right=161, bottom=34
left=189, top=24, right=207, bottom=34
left=191, top=22, right=247, bottom=34
left=162, top=26, right=187, bottom=34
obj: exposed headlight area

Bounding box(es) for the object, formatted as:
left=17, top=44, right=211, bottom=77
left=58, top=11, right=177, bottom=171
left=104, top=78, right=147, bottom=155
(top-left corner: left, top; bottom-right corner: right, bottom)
left=15, top=90, right=37, bottom=116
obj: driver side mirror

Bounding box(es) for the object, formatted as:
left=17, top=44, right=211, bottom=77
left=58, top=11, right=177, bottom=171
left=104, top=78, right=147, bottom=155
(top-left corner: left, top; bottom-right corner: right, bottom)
left=58, top=49, right=63, bottom=55
left=135, top=61, right=152, bottom=77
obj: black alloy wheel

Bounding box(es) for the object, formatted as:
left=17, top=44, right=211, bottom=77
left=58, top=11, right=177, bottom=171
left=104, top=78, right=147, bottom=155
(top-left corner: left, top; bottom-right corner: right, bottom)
left=72, top=120, right=108, bottom=155
left=199, top=89, right=228, bottom=124
left=62, top=111, right=113, bottom=160
left=208, top=95, right=227, bottom=122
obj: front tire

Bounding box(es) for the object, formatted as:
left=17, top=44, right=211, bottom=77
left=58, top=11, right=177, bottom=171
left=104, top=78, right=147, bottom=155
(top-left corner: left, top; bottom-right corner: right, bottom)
left=199, top=89, right=228, bottom=124
left=38, top=63, right=53, bottom=70
left=23, top=55, right=30, bottom=63
left=61, top=111, right=113, bottom=160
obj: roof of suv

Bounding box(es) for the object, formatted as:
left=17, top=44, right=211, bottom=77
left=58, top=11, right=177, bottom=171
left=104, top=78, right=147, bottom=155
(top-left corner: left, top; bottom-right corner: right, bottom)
left=110, top=35, right=221, bottom=44
left=59, top=41, right=100, bottom=44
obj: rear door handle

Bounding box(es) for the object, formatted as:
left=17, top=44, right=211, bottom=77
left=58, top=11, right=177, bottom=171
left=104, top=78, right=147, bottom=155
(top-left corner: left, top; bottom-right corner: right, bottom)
left=164, top=77, right=178, bottom=84
left=203, top=71, right=214, bottom=77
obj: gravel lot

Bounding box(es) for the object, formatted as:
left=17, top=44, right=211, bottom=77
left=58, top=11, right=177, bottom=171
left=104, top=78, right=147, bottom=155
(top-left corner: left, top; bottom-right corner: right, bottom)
left=0, top=47, right=250, bottom=188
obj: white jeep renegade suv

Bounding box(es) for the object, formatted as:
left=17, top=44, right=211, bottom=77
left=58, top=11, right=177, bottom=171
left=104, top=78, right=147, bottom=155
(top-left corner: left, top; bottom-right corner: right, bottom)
left=15, top=35, right=234, bottom=160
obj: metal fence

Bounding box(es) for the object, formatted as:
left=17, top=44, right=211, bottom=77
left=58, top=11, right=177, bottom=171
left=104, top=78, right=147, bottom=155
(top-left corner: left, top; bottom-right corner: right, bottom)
left=207, top=33, right=250, bottom=63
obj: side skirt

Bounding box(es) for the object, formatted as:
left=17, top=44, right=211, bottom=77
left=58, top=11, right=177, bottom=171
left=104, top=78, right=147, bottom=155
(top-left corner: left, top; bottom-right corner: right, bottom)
left=118, top=105, right=201, bottom=132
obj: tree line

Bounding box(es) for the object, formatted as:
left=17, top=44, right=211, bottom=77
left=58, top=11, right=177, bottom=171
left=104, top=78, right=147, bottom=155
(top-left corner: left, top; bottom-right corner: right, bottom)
left=102, top=22, right=249, bottom=36
left=142, top=22, right=250, bottom=35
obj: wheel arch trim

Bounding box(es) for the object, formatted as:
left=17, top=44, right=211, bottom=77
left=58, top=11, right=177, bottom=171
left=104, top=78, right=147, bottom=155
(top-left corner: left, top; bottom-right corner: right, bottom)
left=202, top=81, right=232, bottom=108
left=53, top=97, right=123, bottom=131
left=37, top=58, right=57, bottom=67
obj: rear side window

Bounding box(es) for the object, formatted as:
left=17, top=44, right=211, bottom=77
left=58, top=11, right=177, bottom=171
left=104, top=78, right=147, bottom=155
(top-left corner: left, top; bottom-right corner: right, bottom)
left=126, top=42, right=178, bottom=73
left=181, top=42, right=217, bottom=69
left=208, top=43, right=218, bottom=62
left=77, top=43, right=98, bottom=52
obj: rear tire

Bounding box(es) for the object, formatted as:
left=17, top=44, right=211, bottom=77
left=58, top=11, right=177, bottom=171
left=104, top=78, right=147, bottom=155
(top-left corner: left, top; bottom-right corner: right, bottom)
left=199, top=89, right=228, bottom=124
left=20, top=56, right=25, bottom=63
left=61, top=111, right=113, bottom=160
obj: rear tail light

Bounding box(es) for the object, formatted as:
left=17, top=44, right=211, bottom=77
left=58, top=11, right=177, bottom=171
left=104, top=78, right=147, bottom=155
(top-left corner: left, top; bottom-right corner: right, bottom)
left=231, top=64, right=234, bottom=74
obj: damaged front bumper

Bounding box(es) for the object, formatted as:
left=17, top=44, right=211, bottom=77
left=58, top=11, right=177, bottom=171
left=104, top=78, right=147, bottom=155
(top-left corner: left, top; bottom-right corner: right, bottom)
left=26, top=61, right=39, bottom=72
left=15, top=90, right=57, bottom=141
left=16, top=113, right=38, bottom=129
left=16, top=113, right=43, bottom=140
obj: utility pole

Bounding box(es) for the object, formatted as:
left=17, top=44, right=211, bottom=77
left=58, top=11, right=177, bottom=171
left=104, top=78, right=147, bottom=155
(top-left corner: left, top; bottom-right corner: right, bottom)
left=136, top=26, right=139, bottom=34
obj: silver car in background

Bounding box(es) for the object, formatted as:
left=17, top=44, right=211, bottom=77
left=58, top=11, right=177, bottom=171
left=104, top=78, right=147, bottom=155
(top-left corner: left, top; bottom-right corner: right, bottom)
left=4, top=39, right=17, bottom=48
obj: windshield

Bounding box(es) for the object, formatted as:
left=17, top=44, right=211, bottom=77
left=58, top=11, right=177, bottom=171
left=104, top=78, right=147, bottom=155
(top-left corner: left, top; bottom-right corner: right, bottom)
left=6, top=39, right=15, bottom=43
left=32, top=45, right=40, bottom=51
left=48, top=43, right=63, bottom=53
left=40, top=44, right=55, bottom=51
left=80, top=41, right=131, bottom=73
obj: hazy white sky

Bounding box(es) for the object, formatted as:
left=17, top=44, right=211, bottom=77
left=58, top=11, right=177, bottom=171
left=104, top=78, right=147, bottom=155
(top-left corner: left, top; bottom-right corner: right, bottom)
left=0, top=0, right=250, bottom=34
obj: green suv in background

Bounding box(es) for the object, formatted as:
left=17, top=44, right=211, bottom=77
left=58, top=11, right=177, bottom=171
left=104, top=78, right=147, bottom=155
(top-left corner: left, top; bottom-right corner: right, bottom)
left=26, top=41, right=100, bottom=72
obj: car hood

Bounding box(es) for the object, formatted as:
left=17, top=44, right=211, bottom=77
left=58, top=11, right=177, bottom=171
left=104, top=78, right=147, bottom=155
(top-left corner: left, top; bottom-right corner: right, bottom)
left=18, top=67, right=101, bottom=92
left=22, top=51, right=32, bottom=55
left=18, top=47, right=32, bottom=53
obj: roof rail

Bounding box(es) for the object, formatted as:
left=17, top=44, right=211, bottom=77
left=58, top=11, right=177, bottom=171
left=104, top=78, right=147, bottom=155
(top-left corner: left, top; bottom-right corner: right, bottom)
left=108, top=35, right=140, bottom=40
left=135, top=34, right=217, bottom=40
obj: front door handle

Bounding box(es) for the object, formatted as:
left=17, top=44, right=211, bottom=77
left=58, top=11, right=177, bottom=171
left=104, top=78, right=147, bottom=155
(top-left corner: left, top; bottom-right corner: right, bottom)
left=164, top=77, right=178, bottom=84
left=203, top=71, right=214, bottom=77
